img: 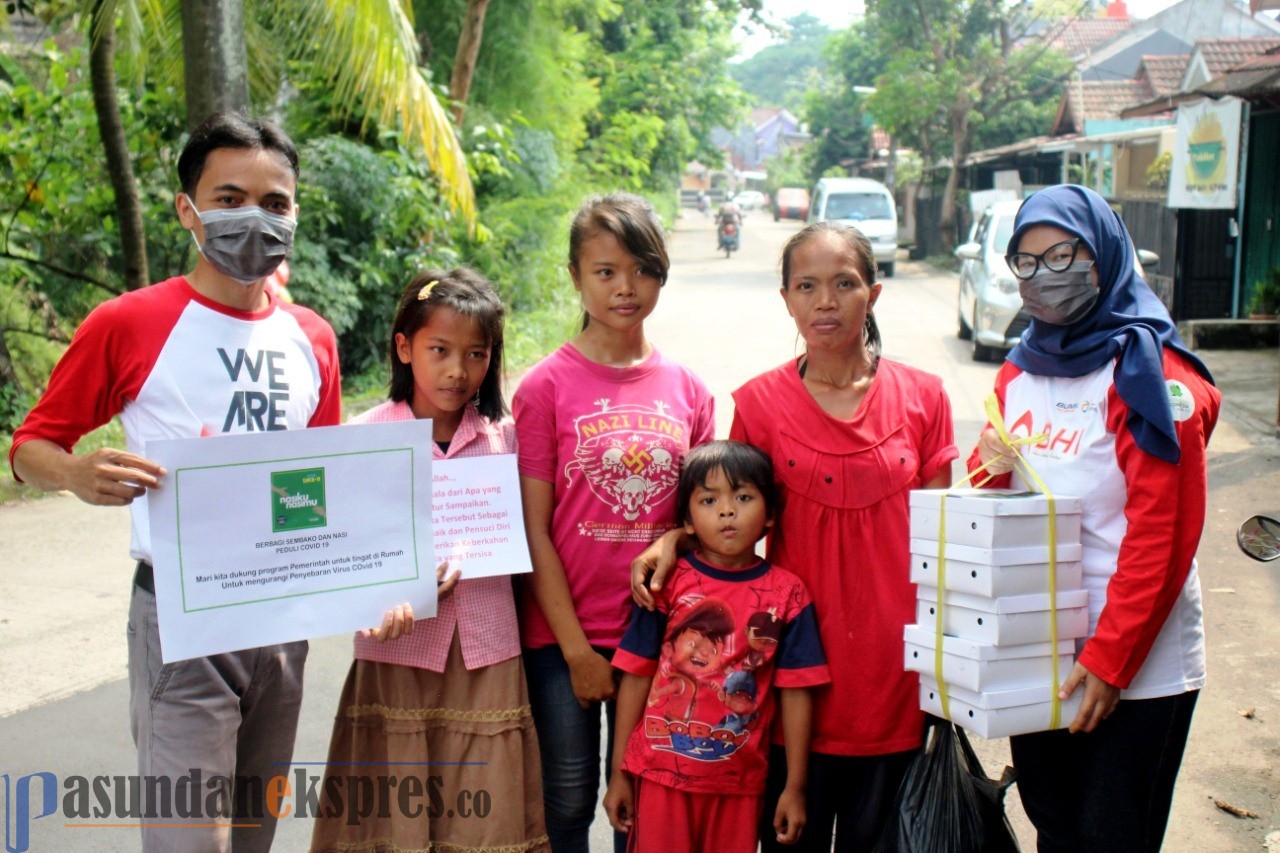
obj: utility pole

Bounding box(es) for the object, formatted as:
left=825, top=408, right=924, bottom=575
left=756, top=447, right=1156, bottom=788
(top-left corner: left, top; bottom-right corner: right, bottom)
left=887, top=134, right=897, bottom=193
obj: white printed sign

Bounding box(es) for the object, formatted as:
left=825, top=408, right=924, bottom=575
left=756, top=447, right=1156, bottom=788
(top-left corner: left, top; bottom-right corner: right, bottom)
left=147, top=421, right=436, bottom=662
left=431, top=454, right=532, bottom=579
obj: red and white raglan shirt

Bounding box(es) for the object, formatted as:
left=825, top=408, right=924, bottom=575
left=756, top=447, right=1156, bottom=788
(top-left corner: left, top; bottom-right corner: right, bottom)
left=967, top=350, right=1220, bottom=697
left=9, top=277, right=342, bottom=564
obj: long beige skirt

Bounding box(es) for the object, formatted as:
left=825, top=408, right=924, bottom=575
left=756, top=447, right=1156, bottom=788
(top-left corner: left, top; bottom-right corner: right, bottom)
left=309, top=633, right=549, bottom=853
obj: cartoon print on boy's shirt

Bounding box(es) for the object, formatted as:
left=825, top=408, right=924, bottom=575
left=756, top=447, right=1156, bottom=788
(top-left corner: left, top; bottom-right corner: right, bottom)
left=641, top=599, right=781, bottom=762
left=642, top=716, right=750, bottom=762
left=742, top=609, right=782, bottom=671
left=714, top=669, right=759, bottom=733
left=616, top=557, right=829, bottom=789
left=565, top=399, right=686, bottom=525
left=647, top=597, right=734, bottom=721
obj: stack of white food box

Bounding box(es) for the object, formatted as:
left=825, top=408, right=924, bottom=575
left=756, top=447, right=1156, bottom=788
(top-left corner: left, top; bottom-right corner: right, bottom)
left=905, top=488, right=1088, bottom=738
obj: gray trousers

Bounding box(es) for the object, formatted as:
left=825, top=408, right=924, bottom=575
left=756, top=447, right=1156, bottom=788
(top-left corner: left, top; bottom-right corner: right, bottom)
left=127, top=584, right=307, bottom=852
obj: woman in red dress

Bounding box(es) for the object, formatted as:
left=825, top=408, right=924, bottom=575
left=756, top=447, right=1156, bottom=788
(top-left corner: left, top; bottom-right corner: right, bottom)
left=634, top=222, right=957, bottom=851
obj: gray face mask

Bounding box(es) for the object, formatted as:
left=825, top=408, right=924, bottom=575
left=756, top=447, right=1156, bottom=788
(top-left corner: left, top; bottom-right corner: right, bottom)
left=1019, top=261, right=1099, bottom=326
left=184, top=195, right=296, bottom=285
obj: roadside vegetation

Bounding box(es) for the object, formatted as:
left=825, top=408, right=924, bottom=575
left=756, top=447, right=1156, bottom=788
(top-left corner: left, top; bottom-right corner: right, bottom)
left=0, top=0, right=1086, bottom=502
left=733, top=4, right=1072, bottom=233
left=0, top=0, right=756, bottom=489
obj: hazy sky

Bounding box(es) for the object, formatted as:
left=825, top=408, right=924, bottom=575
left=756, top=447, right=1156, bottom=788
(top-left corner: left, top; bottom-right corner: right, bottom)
left=734, top=0, right=1209, bottom=60
left=734, top=0, right=862, bottom=59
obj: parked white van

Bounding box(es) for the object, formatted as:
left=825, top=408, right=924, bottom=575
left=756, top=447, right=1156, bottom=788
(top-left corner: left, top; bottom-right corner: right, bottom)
left=807, top=177, right=899, bottom=277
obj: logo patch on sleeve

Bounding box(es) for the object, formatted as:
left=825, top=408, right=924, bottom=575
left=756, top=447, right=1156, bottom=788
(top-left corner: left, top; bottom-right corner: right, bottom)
left=1166, top=380, right=1194, bottom=422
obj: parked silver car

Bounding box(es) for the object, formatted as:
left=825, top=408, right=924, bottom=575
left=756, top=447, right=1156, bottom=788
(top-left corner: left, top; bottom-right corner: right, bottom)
left=955, top=200, right=1024, bottom=362
left=955, top=199, right=1156, bottom=362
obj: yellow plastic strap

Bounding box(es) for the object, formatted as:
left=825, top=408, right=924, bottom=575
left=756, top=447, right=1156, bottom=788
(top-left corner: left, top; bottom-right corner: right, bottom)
left=932, top=395, right=1062, bottom=730
left=983, top=394, right=1062, bottom=730
left=932, top=454, right=1017, bottom=719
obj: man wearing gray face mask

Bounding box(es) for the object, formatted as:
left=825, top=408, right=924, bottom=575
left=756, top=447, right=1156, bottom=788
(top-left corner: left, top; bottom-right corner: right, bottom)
left=10, top=112, right=342, bottom=852
left=181, top=192, right=297, bottom=285
left=175, top=121, right=300, bottom=307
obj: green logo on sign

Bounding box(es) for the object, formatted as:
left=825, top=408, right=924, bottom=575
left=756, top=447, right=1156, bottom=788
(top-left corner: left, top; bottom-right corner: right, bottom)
left=271, top=467, right=327, bottom=532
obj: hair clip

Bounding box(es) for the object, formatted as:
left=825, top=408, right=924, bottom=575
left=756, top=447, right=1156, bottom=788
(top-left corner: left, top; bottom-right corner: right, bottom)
left=417, top=280, right=439, bottom=300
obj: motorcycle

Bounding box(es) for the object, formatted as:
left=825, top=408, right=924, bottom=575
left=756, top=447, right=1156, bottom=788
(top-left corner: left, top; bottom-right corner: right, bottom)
left=718, top=221, right=740, bottom=258
left=1237, top=515, right=1280, bottom=562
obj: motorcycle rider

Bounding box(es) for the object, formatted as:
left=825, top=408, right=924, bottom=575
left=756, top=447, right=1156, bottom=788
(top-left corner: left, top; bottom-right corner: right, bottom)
left=716, top=195, right=742, bottom=249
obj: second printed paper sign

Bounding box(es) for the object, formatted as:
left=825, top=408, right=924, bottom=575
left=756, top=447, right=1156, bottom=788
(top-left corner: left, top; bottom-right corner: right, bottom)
left=431, top=454, right=533, bottom=579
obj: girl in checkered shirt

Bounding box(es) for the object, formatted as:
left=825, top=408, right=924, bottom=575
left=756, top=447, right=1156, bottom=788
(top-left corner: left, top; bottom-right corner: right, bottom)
left=311, top=270, right=548, bottom=853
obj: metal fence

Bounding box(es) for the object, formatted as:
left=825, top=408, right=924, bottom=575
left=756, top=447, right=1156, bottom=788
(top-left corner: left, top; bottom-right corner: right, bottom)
left=912, top=193, right=970, bottom=260
left=1117, top=199, right=1178, bottom=313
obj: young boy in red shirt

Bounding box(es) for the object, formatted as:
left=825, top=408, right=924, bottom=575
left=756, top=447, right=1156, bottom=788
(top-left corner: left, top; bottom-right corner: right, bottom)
left=604, top=441, right=829, bottom=852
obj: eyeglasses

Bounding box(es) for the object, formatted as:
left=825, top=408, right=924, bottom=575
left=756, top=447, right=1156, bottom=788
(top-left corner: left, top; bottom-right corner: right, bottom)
left=1005, top=238, right=1082, bottom=281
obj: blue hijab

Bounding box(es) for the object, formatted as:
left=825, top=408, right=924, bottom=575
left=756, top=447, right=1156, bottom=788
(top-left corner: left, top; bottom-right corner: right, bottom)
left=1006, top=185, right=1213, bottom=463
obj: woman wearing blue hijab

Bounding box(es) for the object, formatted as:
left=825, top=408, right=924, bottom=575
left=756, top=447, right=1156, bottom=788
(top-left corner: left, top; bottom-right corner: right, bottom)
left=970, top=185, right=1220, bottom=852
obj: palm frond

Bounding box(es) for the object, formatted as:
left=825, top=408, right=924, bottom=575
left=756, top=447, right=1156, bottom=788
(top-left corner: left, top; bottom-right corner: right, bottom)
left=83, top=0, right=180, bottom=91
left=244, top=8, right=287, bottom=106
left=141, top=0, right=185, bottom=93
left=281, top=0, right=476, bottom=228
left=77, top=0, right=474, bottom=227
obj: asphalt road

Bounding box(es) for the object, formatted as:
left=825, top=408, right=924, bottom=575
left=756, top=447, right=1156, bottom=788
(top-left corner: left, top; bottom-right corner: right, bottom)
left=2, top=210, right=1277, bottom=852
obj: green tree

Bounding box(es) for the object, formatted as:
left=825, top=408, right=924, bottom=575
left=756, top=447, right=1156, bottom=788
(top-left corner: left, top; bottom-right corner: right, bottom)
left=1, top=0, right=758, bottom=414
left=865, top=0, right=1071, bottom=241
left=730, top=13, right=830, bottom=111
left=1033, top=0, right=1101, bottom=17
left=972, top=90, right=1065, bottom=152
left=801, top=20, right=887, bottom=181
left=288, top=135, right=462, bottom=373
left=582, top=0, right=749, bottom=195
left=82, top=0, right=476, bottom=223
left=416, top=0, right=601, bottom=159
left=3, top=0, right=479, bottom=311
left=447, top=0, right=491, bottom=124
left=90, top=0, right=149, bottom=289
left=421, top=0, right=757, bottom=365
left=0, top=46, right=190, bottom=424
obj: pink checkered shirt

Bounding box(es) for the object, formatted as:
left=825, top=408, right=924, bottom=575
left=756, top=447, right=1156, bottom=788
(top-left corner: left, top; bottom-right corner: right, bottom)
left=351, top=400, right=521, bottom=672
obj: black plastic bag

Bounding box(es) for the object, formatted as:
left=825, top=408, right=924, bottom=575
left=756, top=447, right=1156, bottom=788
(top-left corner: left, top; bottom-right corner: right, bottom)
left=874, top=715, right=1020, bottom=853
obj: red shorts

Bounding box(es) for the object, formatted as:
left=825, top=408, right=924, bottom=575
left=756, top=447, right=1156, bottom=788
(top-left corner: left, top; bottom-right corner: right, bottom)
left=628, top=777, right=763, bottom=853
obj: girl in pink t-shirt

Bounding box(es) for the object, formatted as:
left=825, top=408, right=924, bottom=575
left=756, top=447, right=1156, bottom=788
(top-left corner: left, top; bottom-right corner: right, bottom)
left=514, top=194, right=715, bottom=851
left=311, top=270, right=547, bottom=853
